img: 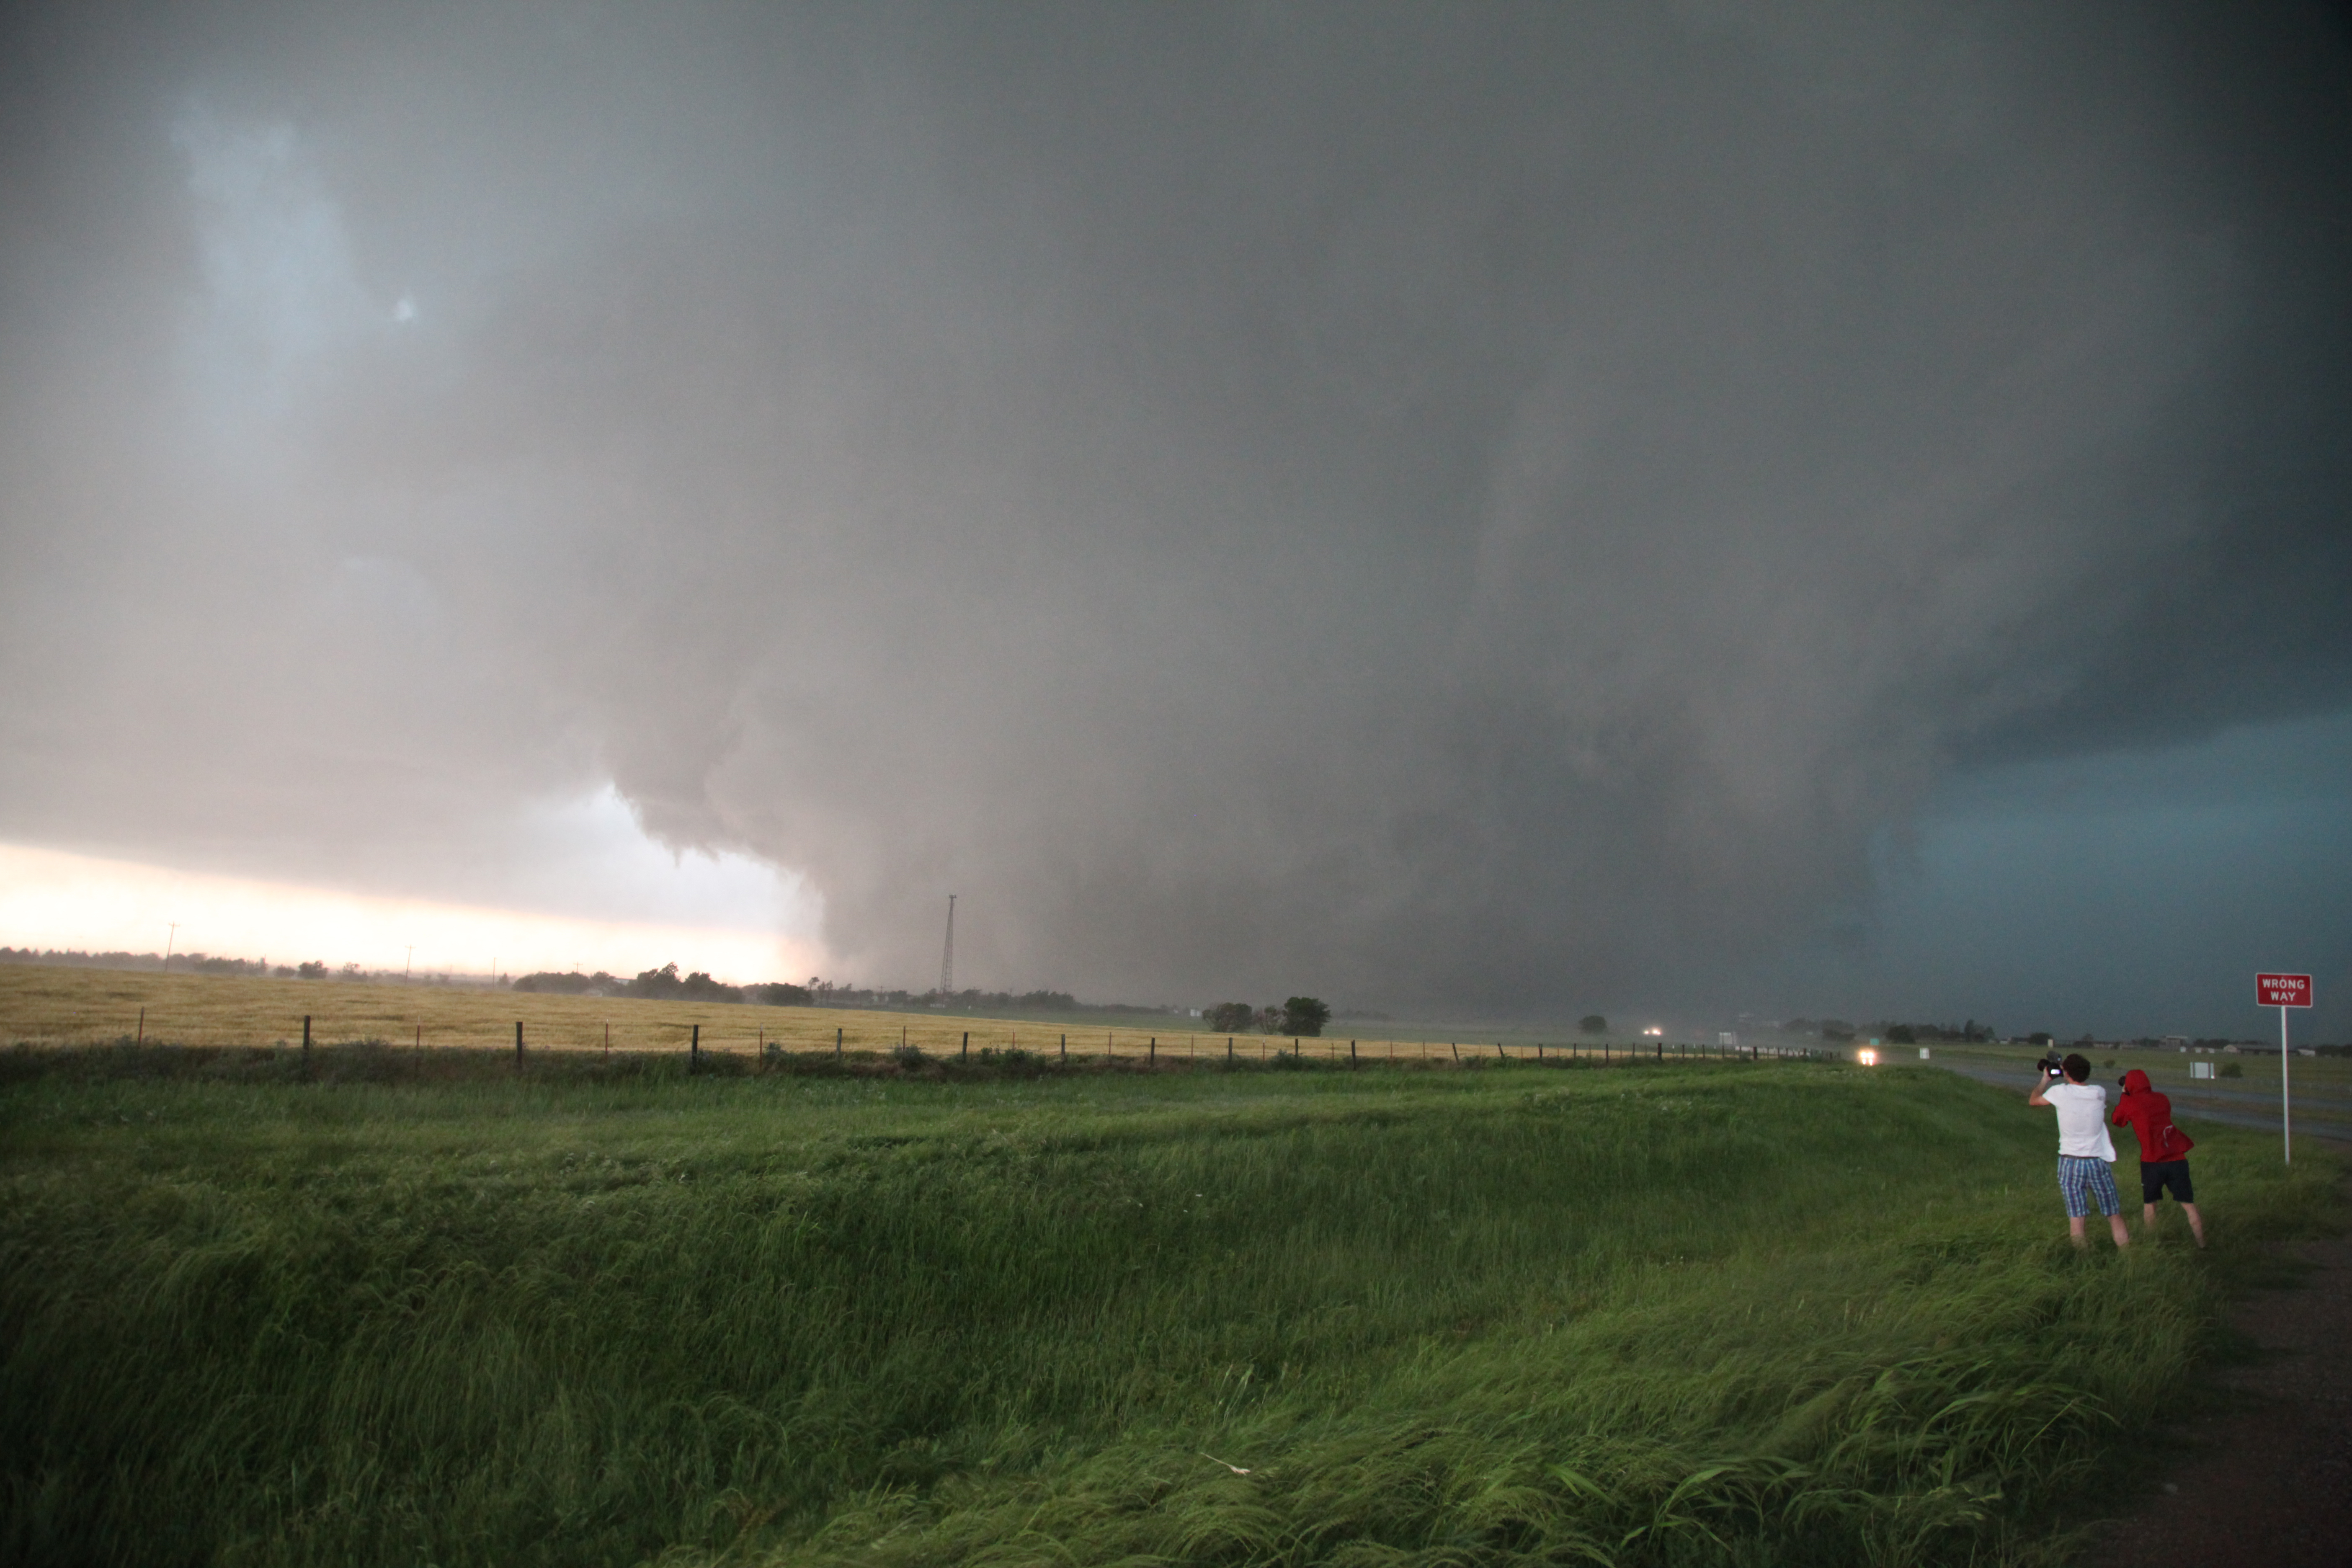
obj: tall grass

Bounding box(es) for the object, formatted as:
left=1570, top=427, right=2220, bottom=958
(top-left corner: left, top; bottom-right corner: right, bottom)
left=0, top=1058, right=2336, bottom=1567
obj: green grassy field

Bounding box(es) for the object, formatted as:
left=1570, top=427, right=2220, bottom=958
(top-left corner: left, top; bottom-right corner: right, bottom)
left=0, top=1048, right=2339, bottom=1568
left=1926, top=1037, right=2352, bottom=1090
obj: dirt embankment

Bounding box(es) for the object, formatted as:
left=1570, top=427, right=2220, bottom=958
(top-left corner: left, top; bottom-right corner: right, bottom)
left=2089, top=1165, right=2352, bottom=1568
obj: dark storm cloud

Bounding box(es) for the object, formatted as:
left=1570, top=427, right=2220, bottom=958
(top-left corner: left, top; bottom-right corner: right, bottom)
left=0, top=1, right=2346, bottom=1006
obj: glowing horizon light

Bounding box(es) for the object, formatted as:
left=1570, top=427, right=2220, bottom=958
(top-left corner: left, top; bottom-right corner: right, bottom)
left=1858, top=1048, right=1879, bottom=1066
left=1641, top=1026, right=1663, bottom=1037
left=0, top=841, right=820, bottom=985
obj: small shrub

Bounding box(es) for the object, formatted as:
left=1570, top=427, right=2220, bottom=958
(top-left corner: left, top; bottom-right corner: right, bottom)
left=2220, top=1060, right=2244, bottom=1078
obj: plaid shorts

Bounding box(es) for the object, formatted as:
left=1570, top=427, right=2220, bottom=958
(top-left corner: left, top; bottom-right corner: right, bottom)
left=2058, top=1155, right=2121, bottom=1218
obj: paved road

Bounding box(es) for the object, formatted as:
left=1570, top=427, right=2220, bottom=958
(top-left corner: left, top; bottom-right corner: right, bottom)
left=1927, top=1054, right=2352, bottom=1141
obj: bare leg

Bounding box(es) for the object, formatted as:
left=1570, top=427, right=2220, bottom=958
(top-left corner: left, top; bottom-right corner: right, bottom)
left=2143, top=1202, right=2160, bottom=1232
left=2182, top=1201, right=2207, bottom=1248
left=2068, top=1215, right=2089, bottom=1247
left=2107, top=1212, right=2132, bottom=1248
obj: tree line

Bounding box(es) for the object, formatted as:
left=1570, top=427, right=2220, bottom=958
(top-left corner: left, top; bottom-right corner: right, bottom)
left=510, top=965, right=812, bottom=1005
left=1203, top=997, right=1333, bottom=1037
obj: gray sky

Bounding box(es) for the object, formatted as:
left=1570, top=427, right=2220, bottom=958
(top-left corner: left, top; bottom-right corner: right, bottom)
left=1, top=1, right=2346, bottom=1037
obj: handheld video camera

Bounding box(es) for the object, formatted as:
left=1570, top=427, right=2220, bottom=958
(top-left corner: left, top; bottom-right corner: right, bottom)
left=2035, top=1054, right=2068, bottom=1079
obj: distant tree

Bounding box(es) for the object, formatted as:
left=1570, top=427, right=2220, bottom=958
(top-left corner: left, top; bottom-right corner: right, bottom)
left=1281, top=996, right=1331, bottom=1037
left=1579, top=1014, right=1608, bottom=1036
left=1252, top=1006, right=1284, bottom=1034
left=514, top=971, right=598, bottom=995
left=1206, top=1001, right=1255, bottom=1033
left=749, top=982, right=812, bottom=1006
left=296, top=961, right=328, bottom=980
left=2028, top=1031, right=2054, bottom=1047
left=1819, top=1019, right=1856, bottom=1042
left=1886, top=1024, right=1917, bottom=1044
left=622, top=964, right=747, bottom=1002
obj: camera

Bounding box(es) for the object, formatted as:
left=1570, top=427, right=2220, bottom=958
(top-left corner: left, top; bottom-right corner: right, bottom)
left=2035, top=1054, right=2068, bottom=1078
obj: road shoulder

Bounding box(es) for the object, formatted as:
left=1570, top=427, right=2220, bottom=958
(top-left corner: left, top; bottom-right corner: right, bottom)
left=2085, top=1166, right=2352, bottom=1568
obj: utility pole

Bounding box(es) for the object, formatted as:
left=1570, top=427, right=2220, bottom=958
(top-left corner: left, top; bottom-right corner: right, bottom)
left=939, top=894, right=956, bottom=994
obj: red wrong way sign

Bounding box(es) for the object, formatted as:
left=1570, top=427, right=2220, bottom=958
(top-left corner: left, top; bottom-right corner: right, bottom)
left=2257, top=973, right=2313, bottom=1008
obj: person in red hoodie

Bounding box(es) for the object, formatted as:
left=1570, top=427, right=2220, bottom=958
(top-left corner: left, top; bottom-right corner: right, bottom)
left=2112, top=1068, right=2206, bottom=1248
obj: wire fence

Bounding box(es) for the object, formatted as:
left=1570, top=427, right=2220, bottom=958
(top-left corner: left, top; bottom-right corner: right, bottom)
left=3, top=998, right=1826, bottom=1071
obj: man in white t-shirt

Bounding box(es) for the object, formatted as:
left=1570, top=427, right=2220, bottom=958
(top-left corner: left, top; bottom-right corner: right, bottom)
left=2028, top=1053, right=2131, bottom=1249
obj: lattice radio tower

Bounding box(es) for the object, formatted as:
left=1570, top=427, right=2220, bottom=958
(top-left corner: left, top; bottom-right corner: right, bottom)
left=938, top=893, right=956, bottom=993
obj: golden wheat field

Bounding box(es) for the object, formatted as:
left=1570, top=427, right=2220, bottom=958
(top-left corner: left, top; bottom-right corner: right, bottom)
left=0, top=966, right=1156, bottom=1058
left=0, top=965, right=1775, bottom=1065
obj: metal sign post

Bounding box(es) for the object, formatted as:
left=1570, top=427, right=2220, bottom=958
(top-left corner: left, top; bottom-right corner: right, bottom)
left=2256, top=973, right=2313, bottom=1163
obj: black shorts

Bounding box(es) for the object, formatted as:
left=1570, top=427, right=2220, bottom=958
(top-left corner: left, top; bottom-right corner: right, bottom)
left=2140, top=1159, right=2194, bottom=1204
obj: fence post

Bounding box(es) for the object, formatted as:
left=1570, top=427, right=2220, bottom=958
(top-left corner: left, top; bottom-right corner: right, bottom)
left=1496, top=1041, right=1504, bottom=1060
left=1450, top=1041, right=1459, bottom=1063
left=835, top=1026, right=843, bottom=1061
left=1536, top=1041, right=1542, bottom=1060
left=1228, top=1035, right=1234, bottom=1063
left=1350, top=1039, right=1357, bottom=1068
left=1150, top=1036, right=1156, bottom=1065
left=516, top=1019, right=524, bottom=1069
left=136, top=1006, right=144, bottom=1044
left=962, top=1030, right=970, bottom=1060
left=302, top=1014, right=312, bottom=1076
left=1061, top=1032, right=1067, bottom=1063
left=690, top=1023, right=699, bottom=1069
